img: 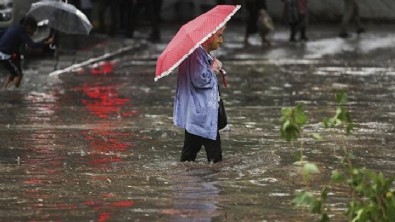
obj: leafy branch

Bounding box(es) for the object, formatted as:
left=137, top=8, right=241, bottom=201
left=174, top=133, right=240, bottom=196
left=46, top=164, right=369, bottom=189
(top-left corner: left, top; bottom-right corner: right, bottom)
left=280, top=92, right=395, bottom=222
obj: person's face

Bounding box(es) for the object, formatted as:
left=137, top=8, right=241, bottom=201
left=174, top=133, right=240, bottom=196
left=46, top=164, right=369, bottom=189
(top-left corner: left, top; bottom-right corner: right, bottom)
left=207, top=27, right=225, bottom=52
left=26, top=25, right=36, bottom=36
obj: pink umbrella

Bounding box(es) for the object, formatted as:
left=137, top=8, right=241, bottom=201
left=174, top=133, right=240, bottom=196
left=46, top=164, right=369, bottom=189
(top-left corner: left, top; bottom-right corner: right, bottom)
left=155, top=4, right=241, bottom=82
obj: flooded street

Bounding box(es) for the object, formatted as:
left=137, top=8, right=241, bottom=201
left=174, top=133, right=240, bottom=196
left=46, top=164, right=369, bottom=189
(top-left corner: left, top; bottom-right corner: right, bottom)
left=1, top=24, right=395, bottom=221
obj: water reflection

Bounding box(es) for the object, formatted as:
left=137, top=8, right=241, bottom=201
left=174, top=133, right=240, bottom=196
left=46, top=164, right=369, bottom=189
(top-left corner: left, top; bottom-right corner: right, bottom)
left=70, top=61, right=138, bottom=221
left=2, top=26, right=395, bottom=221
left=166, top=165, right=220, bottom=221
left=81, top=84, right=129, bottom=119
left=78, top=61, right=136, bottom=167
left=82, top=124, right=131, bottom=165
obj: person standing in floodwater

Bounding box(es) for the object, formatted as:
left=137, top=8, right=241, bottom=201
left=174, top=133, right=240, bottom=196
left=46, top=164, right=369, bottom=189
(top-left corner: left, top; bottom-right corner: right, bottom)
left=243, top=0, right=267, bottom=46
left=173, top=27, right=226, bottom=164
left=0, top=16, right=53, bottom=89
left=282, top=0, right=309, bottom=42
left=125, top=0, right=162, bottom=42
left=96, top=0, right=117, bottom=36
left=339, top=0, right=365, bottom=38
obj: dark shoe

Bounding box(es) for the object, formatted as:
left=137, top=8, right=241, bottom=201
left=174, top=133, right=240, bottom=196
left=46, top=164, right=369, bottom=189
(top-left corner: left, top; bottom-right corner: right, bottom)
left=339, top=32, right=350, bottom=38
left=356, top=27, right=366, bottom=34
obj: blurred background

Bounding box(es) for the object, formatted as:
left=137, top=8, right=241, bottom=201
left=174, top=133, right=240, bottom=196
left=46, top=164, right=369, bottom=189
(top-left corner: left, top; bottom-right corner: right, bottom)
left=1, top=0, right=395, bottom=32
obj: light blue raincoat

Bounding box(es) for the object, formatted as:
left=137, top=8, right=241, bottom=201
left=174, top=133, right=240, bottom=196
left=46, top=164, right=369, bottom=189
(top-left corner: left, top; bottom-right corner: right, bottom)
left=173, top=46, right=219, bottom=140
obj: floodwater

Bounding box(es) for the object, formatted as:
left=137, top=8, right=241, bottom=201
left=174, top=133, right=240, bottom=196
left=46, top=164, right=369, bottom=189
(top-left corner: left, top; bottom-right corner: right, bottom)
left=1, top=24, right=395, bottom=221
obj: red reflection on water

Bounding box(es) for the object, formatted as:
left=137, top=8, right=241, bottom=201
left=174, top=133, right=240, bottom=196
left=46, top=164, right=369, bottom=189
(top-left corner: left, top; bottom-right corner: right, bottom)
left=82, top=123, right=132, bottom=165
left=91, top=61, right=115, bottom=75
left=83, top=199, right=135, bottom=222
left=84, top=127, right=129, bottom=152
left=81, top=84, right=129, bottom=119
left=83, top=200, right=135, bottom=209
left=18, top=61, right=138, bottom=222
left=110, top=200, right=135, bottom=207
left=23, top=179, right=44, bottom=185
left=77, top=70, right=138, bottom=166
left=98, top=212, right=111, bottom=222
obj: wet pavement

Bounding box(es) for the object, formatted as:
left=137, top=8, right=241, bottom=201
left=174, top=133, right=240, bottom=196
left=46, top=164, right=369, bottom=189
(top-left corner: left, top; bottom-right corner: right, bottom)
left=1, top=22, right=395, bottom=221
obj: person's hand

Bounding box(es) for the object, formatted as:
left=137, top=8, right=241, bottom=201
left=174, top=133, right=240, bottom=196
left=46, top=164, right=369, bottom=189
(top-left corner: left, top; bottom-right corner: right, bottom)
left=211, top=58, right=222, bottom=74
left=44, top=36, right=54, bottom=45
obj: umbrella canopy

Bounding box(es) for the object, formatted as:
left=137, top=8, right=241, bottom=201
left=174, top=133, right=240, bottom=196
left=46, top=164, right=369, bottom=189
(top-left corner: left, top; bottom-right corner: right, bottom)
left=27, top=1, right=92, bottom=35
left=155, top=5, right=241, bottom=81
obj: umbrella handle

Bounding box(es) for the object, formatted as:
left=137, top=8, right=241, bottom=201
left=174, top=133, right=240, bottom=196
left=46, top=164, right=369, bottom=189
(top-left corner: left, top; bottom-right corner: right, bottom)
left=220, top=69, right=227, bottom=88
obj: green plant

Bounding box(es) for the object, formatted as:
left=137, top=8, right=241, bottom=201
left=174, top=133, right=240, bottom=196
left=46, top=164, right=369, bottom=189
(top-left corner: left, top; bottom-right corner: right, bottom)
left=292, top=187, right=330, bottom=222
left=281, top=103, right=329, bottom=221
left=280, top=103, right=308, bottom=164
left=281, top=92, right=395, bottom=222
left=280, top=103, right=307, bottom=142
left=323, top=91, right=353, bottom=135
left=332, top=168, right=395, bottom=222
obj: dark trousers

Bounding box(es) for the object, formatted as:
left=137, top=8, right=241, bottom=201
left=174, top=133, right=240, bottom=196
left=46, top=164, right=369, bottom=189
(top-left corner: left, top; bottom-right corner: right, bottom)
left=181, top=130, right=222, bottom=163
left=126, top=0, right=162, bottom=40
left=289, top=14, right=308, bottom=41
left=97, top=0, right=118, bottom=35
left=245, top=0, right=267, bottom=35
left=1, top=56, right=22, bottom=77
left=340, top=0, right=362, bottom=33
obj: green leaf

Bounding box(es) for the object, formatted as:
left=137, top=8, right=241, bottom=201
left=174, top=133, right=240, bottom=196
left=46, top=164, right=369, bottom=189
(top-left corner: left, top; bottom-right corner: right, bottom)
left=293, top=191, right=318, bottom=212
left=295, top=104, right=307, bottom=125
left=331, top=170, right=345, bottom=183
left=321, top=186, right=328, bottom=201
left=335, top=91, right=348, bottom=105
left=323, top=117, right=329, bottom=128
left=302, top=163, right=320, bottom=181
left=320, top=214, right=330, bottom=222
left=280, top=104, right=307, bottom=142
left=351, top=209, right=365, bottom=222
left=303, top=163, right=320, bottom=175
left=323, top=92, right=354, bottom=135
left=311, top=200, right=322, bottom=214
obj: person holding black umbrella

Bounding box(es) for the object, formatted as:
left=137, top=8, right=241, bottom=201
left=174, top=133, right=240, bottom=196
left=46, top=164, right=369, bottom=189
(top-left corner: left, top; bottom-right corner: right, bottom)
left=0, top=16, right=53, bottom=89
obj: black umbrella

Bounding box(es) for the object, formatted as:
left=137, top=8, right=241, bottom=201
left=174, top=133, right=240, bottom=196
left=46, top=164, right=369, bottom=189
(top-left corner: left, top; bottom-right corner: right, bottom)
left=27, top=0, right=92, bottom=35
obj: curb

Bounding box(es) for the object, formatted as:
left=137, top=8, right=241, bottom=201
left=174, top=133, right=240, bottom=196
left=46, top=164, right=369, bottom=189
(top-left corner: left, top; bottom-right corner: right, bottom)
left=49, top=42, right=140, bottom=77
